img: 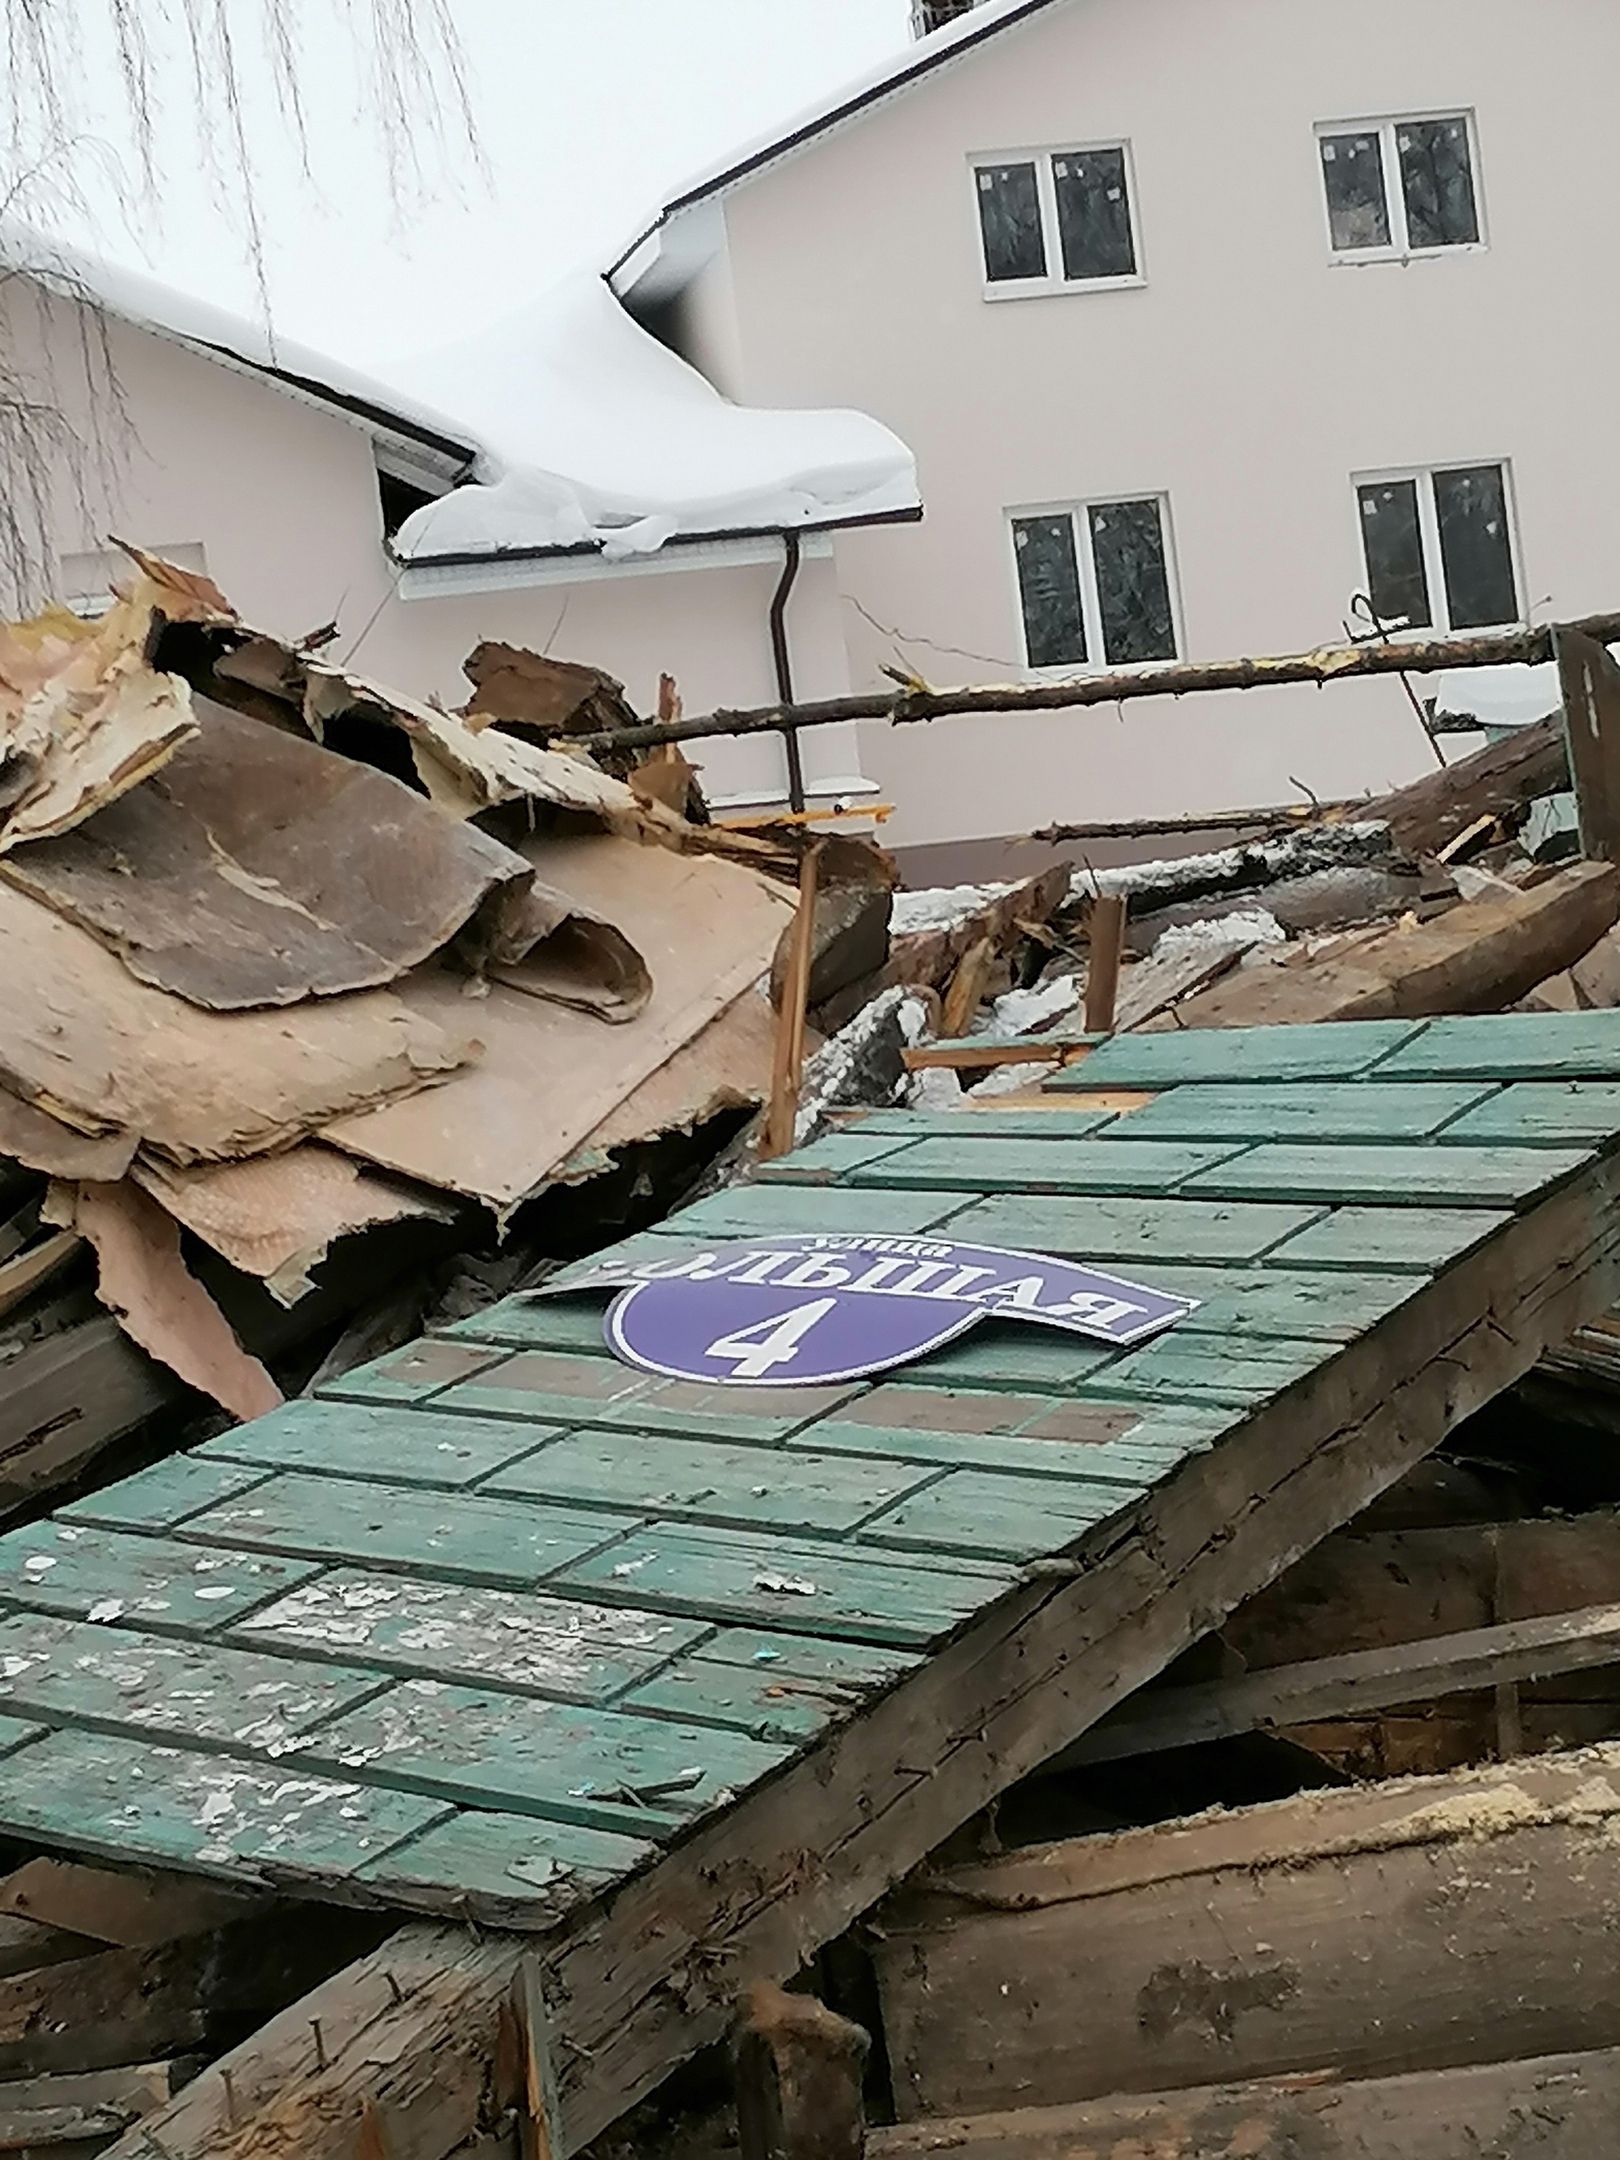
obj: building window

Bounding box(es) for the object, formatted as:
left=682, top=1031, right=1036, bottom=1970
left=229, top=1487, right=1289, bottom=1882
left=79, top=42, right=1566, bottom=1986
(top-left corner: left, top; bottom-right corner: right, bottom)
left=974, top=144, right=1140, bottom=294
left=1319, top=115, right=1481, bottom=257
left=1356, top=463, right=1520, bottom=634
left=1012, top=497, right=1178, bottom=670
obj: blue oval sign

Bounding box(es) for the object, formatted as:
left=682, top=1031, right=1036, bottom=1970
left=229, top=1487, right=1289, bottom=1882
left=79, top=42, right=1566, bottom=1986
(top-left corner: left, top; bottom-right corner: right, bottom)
left=534, top=1233, right=1198, bottom=1389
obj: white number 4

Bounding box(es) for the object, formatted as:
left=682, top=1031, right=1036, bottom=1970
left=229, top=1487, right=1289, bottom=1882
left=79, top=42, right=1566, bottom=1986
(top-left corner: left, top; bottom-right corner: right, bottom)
left=705, top=1297, right=838, bottom=1380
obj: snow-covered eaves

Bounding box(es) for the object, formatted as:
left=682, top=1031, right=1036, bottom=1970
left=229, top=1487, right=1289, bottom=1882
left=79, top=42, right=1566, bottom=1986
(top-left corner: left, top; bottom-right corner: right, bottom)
left=388, top=276, right=920, bottom=567
left=610, top=0, right=1072, bottom=302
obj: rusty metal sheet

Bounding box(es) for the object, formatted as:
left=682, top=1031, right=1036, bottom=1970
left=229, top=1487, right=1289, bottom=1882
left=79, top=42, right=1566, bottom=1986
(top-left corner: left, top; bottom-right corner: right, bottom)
left=1, top=701, right=534, bottom=1010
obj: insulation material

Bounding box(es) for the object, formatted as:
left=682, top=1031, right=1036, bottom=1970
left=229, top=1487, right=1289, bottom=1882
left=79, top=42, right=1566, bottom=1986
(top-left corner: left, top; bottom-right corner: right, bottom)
left=2, top=700, right=536, bottom=1010
left=132, top=1146, right=456, bottom=1306
left=323, top=835, right=793, bottom=1211
left=47, top=1180, right=282, bottom=1422
left=0, top=882, right=478, bottom=1162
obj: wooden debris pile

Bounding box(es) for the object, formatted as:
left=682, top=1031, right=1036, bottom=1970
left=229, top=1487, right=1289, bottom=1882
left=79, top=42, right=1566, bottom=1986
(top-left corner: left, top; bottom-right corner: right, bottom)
left=0, top=551, right=908, bottom=1524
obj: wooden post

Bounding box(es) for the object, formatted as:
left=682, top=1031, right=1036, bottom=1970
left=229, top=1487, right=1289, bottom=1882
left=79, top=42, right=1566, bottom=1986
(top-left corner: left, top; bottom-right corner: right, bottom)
left=762, top=844, right=823, bottom=1161
left=1556, top=626, right=1620, bottom=863
left=734, top=1983, right=868, bottom=2160
left=1083, top=894, right=1127, bottom=1036
left=516, top=1957, right=563, bottom=2160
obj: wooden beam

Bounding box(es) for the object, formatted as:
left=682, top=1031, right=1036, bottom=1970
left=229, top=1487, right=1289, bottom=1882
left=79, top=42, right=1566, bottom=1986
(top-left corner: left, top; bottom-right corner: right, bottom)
left=0, top=1315, right=174, bottom=1518
left=875, top=1742, right=1620, bottom=2118
left=107, top=1148, right=1620, bottom=2160
left=0, top=1857, right=258, bottom=1949
left=1361, top=711, right=1569, bottom=857
left=735, top=1986, right=867, bottom=2160
left=1052, top=1601, right=1620, bottom=1766
left=762, top=844, right=822, bottom=1161
left=866, top=2048, right=1620, bottom=2160
left=0, top=2062, right=173, bottom=2149
left=1081, top=896, right=1126, bottom=1036
left=902, top=1038, right=1093, bottom=1072
left=1557, top=626, right=1620, bottom=864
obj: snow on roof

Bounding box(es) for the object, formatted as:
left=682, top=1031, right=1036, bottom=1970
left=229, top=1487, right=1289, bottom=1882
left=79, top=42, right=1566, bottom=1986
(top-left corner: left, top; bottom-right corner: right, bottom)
left=3, top=229, right=918, bottom=567
left=610, top=0, right=1071, bottom=293
left=387, top=275, right=918, bottom=564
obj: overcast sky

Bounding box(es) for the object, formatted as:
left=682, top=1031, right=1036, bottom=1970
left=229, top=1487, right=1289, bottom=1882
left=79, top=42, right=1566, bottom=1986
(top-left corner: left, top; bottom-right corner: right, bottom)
left=39, top=0, right=912, bottom=373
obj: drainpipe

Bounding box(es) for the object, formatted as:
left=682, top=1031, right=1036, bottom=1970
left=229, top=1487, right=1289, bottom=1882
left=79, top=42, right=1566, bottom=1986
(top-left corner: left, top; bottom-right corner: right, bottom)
left=769, top=531, right=807, bottom=813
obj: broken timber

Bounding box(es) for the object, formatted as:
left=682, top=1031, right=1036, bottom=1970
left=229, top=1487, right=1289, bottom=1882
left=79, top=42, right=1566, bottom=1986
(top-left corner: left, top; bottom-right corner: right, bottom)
left=49, top=1009, right=1620, bottom=2155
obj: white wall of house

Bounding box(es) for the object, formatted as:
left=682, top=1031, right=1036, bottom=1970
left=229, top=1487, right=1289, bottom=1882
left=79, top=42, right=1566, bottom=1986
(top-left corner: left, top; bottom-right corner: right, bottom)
left=6, top=281, right=864, bottom=811
left=658, top=0, right=1614, bottom=857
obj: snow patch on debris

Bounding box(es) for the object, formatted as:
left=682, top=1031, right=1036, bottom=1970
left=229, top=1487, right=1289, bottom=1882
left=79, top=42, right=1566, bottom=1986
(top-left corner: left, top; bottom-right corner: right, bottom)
left=1080, top=822, right=1392, bottom=908
left=968, top=1059, right=1060, bottom=1099
left=983, top=972, right=1080, bottom=1038
left=794, top=985, right=918, bottom=1146
left=891, top=880, right=1019, bottom=937
left=393, top=276, right=918, bottom=563
left=1153, top=909, right=1285, bottom=960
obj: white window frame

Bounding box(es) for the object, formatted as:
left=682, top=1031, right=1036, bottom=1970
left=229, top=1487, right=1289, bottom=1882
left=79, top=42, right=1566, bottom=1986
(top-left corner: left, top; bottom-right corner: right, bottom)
left=1351, top=459, right=1524, bottom=639
left=1316, top=111, right=1487, bottom=264
left=1007, top=491, right=1183, bottom=677
left=969, top=140, right=1146, bottom=301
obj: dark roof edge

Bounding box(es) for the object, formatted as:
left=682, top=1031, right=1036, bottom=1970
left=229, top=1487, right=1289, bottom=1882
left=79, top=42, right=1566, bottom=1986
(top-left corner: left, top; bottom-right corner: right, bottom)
left=608, top=0, right=1063, bottom=284
left=397, top=503, right=924, bottom=575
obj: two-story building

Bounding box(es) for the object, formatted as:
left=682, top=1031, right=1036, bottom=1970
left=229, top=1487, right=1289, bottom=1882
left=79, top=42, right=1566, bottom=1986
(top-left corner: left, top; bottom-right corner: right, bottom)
left=614, top=0, right=1610, bottom=878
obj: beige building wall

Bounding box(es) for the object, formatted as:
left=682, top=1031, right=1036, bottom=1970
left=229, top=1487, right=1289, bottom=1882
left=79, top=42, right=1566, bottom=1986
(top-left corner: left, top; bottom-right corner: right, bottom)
left=7, top=283, right=862, bottom=812
left=683, top=0, right=1614, bottom=857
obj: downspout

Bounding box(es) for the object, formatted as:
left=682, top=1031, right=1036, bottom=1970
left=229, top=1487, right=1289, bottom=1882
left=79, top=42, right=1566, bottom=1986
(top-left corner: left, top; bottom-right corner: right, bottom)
left=769, top=530, right=808, bottom=813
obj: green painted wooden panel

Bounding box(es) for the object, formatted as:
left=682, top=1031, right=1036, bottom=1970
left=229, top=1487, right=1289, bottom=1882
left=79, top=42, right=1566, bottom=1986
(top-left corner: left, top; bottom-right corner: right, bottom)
left=1047, top=1022, right=1425, bottom=1090
left=180, top=1475, right=629, bottom=1591
left=0, top=1522, right=320, bottom=1630
left=667, top=1185, right=977, bottom=1239
left=1441, top=1081, right=1620, bottom=1149
left=1149, top=1267, right=1420, bottom=1344
left=756, top=1131, right=926, bottom=1184
left=561, top=1524, right=1018, bottom=1648
left=0, top=1612, right=386, bottom=1752
left=0, top=1718, right=46, bottom=1759
left=695, top=1628, right=917, bottom=1687
left=1109, top=1081, right=1497, bottom=1144
left=590, top=1376, right=866, bottom=1447
left=833, top=1108, right=1119, bottom=1139
left=859, top=1468, right=1134, bottom=1561
left=947, top=1194, right=1324, bottom=1264
left=1184, top=1142, right=1591, bottom=1210
left=198, top=1402, right=560, bottom=1492
left=430, top=1349, right=651, bottom=1429
left=622, top=1647, right=889, bottom=1744
left=844, top=1137, right=1246, bottom=1196
left=1372, top=1011, right=1620, bottom=1081
left=792, top=1401, right=1223, bottom=1486
left=0, top=1730, right=449, bottom=1887
left=1263, top=1205, right=1512, bottom=1273
left=302, top=1684, right=789, bottom=1839
left=481, top=1431, right=934, bottom=1534
left=1076, top=1332, right=1330, bottom=1411
left=440, top=1296, right=621, bottom=1354
left=896, top=1324, right=1117, bottom=1392
left=314, top=1339, right=505, bottom=1405
left=59, top=1456, right=275, bottom=1534
left=231, top=1569, right=706, bottom=1704
left=356, top=1808, right=657, bottom=1927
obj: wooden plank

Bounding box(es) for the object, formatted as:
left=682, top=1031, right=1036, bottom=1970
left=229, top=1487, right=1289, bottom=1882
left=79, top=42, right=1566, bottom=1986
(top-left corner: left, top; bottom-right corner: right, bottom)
left=175, top=1475, right=630, bottom=1593
left=437, top=1357, right=858, bottom=1445
left=1143, top=1267, right=1419, bottom=1343
left=865, top=2051, right=1620, bottom=2160
left=1108, top=1081, right=1498, bottom=1144
left=0, top=1858, right=253, bottom=1949
left=230, top=1570, right=710, bottom=1704
left=312, top=1338, right=506, bottom=1405
left=945, top=1194, right=1324, bottom=1265
left=666, top=1186, right=977, bottom=1237
left=354, top=1813, right=656, bottom=1933
left=0, top=1230, right=81, bottom=1326
left=1376, top=1009, right=1620, bottom=1079
left=0, top=1523, right=321, bottom=1630
left=874, top=1741, right=1620, bottom=2119
left=197, top=1402, right=562, bottom=1492
left=1045, top=1022, right=1424, bottom=1090
left=58, top=1457, right=274, bottom=1535
left=298, top=1686, right=791, bottom=1839
left=842, top=1137, right=1247, bottom=1196
left=1075, top=1333, right=1331, bottom=1411
left=0, top=1913, right=104, bottom=1981
left=480, top=1431, right=936, bottom=1535
left=1440, top=1080, right=1620, bottom=1147
left=762, top=841, right=821, bottom=1162
left=756, top=1131, right=925, bottom=1185
left=1183, top=1141, right=1591, bottom=1209
left=884, top=1327, right=1116, bottom=1392
left=1057, top=1602, right=1620, bottom=1766
left=1556, top=624, right=1620, bottom=862
left=1260, top=1206, right=1512, bottom=1273
left=95, top=1130, right=1620, bottom=2159
left=735, top=1985, right=867, bottom=2160
left=0, top=1316, right=175, bottom=1518
left=0, top=2061, right=173, bottom=2147
left=621, top=1633, right=915, bottom=1746
left=902, top=1040, right=1090, bottom=1074
left=1082, top=895, right=1126, bottom=1036
left=831, top=1108, right=1121, bottom=1138
left=561, top=1525, right=1018, bottom=1649
left=856, top=1470, right=1138, bottom=1562
left=1366, top=707, right=1569, bottom=853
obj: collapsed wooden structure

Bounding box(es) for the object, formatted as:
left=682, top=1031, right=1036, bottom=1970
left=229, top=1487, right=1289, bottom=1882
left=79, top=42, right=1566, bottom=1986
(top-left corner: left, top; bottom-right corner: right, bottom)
left=0, top=1015, right=1615, bottom=2153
